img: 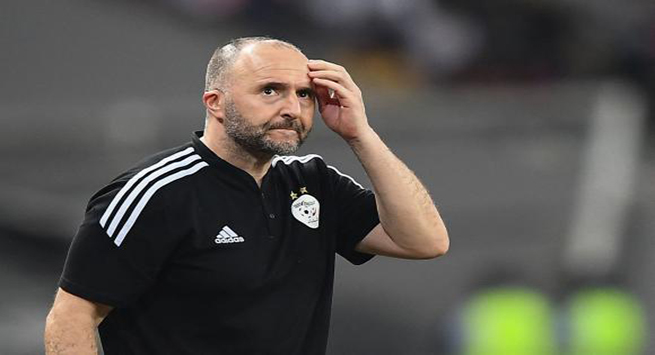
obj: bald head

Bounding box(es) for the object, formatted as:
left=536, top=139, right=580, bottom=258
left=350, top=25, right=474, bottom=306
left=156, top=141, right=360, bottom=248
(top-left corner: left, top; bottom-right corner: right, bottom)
left=204, top=37, right=303, bottom=92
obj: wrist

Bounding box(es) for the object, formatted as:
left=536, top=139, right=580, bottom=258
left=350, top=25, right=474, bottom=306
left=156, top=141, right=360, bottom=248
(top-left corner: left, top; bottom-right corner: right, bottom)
left=346, top=127, right=379, bottom=150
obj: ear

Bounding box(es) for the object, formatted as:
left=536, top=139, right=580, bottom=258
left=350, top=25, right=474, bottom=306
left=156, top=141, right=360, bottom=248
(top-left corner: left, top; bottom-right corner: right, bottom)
left=202, top=90, right=225, bottom=123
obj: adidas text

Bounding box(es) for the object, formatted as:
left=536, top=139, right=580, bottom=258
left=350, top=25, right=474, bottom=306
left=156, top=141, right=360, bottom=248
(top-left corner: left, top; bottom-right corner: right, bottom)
left=215, top=236, right=245, bottom=244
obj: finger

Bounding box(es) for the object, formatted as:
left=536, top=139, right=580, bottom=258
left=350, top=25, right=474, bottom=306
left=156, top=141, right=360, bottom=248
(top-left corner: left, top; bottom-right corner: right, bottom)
left=311, top=78, right=339, bottom=108
left=308, top=59, right=342, bottom=70
left=307, top=70, right=360, bottom=94
left=312, top=77, right=358, bottom=109
left=308, top=60, right=358, bottom=93
left=313, top=83, right=338, bottom=110
left=308, top=60, right=352, bottom=79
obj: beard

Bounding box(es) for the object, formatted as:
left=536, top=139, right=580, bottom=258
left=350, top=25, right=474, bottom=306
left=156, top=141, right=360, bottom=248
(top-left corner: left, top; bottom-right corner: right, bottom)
left=222, top=99, right=310, bottom=156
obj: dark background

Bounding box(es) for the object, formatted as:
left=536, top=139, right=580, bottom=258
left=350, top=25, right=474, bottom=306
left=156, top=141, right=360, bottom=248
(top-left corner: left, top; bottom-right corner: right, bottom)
left=2, top=0, right=654, bottom=353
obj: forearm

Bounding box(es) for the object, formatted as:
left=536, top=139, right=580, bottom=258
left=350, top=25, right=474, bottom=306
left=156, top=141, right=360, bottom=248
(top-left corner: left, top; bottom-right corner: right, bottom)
left=45, top=312, right=99, bottom=355
left=349, top=128, right=449, bottom=256
left=45, top=289, right=110, bottom=355
left=307, top=59, right=448, bottom=257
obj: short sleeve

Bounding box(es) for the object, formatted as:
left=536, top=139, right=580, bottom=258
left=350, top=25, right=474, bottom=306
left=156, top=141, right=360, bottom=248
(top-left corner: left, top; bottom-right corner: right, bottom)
left=327, top=165, right=380, bottom=265
left=59, top=182, right=182, bottom=307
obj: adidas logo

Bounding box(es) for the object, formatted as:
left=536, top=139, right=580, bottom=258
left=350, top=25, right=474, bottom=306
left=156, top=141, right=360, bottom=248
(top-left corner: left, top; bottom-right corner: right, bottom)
left=215, top=225, right=245, bottom=244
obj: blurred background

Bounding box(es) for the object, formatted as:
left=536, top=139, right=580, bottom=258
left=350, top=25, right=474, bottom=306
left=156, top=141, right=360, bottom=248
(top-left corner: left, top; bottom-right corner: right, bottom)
left=2, top=0, right=654, bottom=353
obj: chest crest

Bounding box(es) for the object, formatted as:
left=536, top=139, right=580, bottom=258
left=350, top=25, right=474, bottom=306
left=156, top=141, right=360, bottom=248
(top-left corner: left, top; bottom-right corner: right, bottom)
left=290, top=187, right=320, bottom=229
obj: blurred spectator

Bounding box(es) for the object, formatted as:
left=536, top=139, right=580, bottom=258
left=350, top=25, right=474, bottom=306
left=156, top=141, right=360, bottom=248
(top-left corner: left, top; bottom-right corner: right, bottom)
left=303, top=0, right=482, bottom=80
left=442, top=0, right=574, bottom=82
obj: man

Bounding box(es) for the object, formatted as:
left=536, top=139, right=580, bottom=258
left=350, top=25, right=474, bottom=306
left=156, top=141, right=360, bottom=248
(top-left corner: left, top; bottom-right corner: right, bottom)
left=45, top=37, right=449, bottom=354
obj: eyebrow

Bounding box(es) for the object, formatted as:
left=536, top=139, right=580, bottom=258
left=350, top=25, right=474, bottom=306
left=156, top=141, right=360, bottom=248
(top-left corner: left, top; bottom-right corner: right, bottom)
left=257, top=81, right=315, bottom=95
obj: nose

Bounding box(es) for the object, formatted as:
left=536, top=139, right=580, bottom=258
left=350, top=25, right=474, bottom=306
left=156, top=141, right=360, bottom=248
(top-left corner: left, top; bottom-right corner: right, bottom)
left=280, top=93, right=302, bottom=120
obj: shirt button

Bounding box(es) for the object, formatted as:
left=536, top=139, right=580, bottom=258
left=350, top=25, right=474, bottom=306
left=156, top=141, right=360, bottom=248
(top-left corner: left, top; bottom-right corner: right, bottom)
left=269, top=213, right=276, bottom=219
left=268, top=235, right=276, bottom=239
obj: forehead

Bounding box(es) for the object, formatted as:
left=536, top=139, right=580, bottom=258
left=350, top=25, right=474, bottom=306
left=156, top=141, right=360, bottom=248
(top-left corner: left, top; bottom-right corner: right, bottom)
left=231, top=43, right=310, bottom=86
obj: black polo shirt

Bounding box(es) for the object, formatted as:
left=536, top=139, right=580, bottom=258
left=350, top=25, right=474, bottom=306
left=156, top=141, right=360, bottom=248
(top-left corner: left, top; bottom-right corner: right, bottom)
left=59, top=131, right=379, bottom=355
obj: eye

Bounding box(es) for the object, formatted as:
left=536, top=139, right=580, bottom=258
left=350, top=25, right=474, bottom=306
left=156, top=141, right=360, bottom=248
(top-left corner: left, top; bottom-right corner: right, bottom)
left=298, top=90, right=313, bottom=99
left=262, top=87, right=277, bottom=96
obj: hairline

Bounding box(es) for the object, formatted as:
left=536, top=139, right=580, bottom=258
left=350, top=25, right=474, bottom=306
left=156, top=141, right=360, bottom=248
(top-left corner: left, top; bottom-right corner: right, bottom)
left=204, top=37, right=303, bottom=92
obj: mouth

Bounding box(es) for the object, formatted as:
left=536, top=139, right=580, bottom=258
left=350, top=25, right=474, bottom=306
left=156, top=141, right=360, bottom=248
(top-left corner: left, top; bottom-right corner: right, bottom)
left=267, top=124, right=302, bottom=135
left=267, top=128, right=302, bottom=141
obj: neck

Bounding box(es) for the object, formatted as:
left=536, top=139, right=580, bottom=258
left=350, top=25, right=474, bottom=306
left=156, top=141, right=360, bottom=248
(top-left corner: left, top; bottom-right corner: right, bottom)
left=200, top=131, right=272, bottom=187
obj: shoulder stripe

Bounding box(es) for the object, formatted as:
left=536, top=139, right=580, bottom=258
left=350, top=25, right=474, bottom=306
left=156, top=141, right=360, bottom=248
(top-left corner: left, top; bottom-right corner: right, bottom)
left=114, top=161, right=209, bottom=246
left=100, top=147, right=195, bottom=228
left=271, top=154, right=366, bottom=189
left=105, top=154, right=203, bottom=237
left=271, top=154, right=323, bottom=167
left=328, top=165, right=365, bottom=189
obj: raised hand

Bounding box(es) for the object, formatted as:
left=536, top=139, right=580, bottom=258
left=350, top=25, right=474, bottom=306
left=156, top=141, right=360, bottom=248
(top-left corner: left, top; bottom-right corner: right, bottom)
left=308, top=60, right=372, bottom=142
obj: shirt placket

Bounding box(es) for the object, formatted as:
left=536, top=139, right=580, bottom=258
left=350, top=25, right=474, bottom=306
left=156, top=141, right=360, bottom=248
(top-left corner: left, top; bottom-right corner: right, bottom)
left=260, top=176, right=283, bottom=240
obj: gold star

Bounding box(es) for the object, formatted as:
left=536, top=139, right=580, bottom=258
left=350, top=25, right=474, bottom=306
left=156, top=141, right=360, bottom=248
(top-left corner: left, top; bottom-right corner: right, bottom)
left=290, top=191, right=298, bottom=200
left=299, top=187, right=308, bottom=194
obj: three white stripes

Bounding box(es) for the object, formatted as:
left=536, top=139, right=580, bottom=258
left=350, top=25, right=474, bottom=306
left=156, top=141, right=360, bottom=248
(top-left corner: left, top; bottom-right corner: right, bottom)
left=100, top=147, right=208, bottom=246
left=113, top=162, right=208, bottom=246
left=100, top=147, right=194, bottom=228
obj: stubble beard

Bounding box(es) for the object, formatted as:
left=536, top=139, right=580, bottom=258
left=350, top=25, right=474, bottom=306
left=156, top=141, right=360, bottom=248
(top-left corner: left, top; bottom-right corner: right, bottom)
left=223, top=99, right=311, bottom=157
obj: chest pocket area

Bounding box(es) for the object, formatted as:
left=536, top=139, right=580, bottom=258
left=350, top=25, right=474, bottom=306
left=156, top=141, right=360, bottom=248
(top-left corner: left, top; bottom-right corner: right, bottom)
left=185, top=235, right=266, bottom=295
left=169, top=221, right=269, bottom=292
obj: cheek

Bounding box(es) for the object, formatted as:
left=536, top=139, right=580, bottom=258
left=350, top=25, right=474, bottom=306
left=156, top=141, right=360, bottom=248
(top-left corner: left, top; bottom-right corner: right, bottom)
left=240, top=101, right=274, bottom=123
left=301, top=112, right=314, bottom=131
left=301, top=101, right=315, bottom=123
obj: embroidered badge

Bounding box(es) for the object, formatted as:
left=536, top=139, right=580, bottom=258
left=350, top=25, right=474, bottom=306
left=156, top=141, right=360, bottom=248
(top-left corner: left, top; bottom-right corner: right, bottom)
left=291, top=193, right=320, bottom=229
